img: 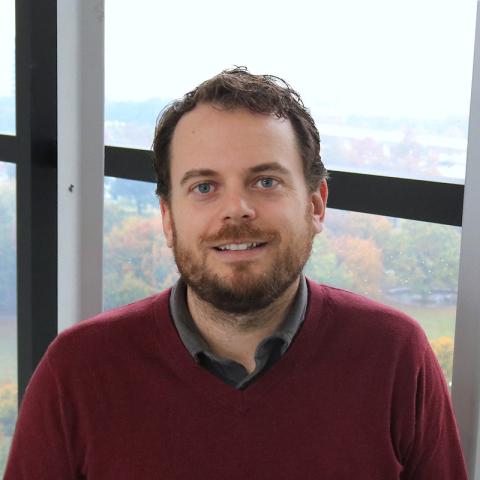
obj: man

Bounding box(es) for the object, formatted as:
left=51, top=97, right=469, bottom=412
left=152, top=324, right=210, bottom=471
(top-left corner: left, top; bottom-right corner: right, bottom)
left=6, top=67, right=467, bottom=479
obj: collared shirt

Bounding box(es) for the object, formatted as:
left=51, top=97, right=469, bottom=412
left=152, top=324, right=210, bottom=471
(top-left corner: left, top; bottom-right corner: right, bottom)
left=169, top=275, right=308, bottom=389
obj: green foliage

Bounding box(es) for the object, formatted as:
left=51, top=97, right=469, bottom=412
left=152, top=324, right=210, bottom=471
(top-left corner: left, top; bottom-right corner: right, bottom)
left=103, top=213, right=178, bottom=310
left=430, top=336, right=454, bottom=387
left=104, top=271, right=157, bottom=311
left=0, top=383, right=16, bottom=438
left=0, top=430, right=10, bottom=479
left=383, top=221, right=461, bottom=302
left=310, top=212, right=461, bottom=303
left=306, top=231, right=385, bottom=298
left=104, top=196, right=135, bottom=236
left=305, top=235, right=357, bottom=291
left=0, top=381, right=17, bottom=475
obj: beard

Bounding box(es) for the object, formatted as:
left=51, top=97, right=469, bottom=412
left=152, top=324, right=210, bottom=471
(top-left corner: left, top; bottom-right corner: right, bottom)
left=170, top=210, right=314, bottom=315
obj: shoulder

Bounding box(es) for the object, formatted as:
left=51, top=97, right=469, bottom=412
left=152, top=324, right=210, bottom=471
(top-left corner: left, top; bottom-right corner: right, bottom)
left=46, top=289, right=172, bottom=370
left=306, top=278, right=429, bottom=358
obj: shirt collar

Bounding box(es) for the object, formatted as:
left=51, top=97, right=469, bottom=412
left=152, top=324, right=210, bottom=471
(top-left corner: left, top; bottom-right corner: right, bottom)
left=169, top=275, right=308, bottom=360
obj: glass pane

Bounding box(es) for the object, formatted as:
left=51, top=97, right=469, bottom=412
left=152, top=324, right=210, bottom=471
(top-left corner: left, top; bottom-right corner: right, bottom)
left=0, top=162, right=17, bottom=476
left=0, top=0, right=16, bottom=135
left=105, top=0, right=475, bottom=181
left=103, top=177, right=176, bottom=311
left=304, top=209, right=461, bottom=389
left=103, top=179, right=460, bottom=389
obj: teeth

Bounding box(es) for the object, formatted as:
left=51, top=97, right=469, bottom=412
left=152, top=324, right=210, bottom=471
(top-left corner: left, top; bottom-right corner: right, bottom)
left=218, top=243, right=258, bottom=251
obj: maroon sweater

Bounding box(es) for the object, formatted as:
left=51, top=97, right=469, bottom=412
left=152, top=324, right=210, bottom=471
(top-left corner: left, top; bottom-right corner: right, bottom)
left=6, top=280, right=468, bottom=479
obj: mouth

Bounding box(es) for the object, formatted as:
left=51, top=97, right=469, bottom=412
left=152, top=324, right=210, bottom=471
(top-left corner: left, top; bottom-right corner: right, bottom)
left=212, top=241, right=268, bottom=252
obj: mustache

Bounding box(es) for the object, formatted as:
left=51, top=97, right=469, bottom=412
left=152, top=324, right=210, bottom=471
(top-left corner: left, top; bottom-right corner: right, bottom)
left=201, top=224, right=278, bottom=245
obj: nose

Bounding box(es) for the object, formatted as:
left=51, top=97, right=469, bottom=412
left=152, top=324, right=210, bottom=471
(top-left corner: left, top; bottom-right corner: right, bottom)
left=221, top=190, right=257, bottom=223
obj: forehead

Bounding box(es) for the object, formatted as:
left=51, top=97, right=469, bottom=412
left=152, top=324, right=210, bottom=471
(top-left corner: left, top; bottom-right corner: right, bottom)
left=169, top=104, right=303, bottom=178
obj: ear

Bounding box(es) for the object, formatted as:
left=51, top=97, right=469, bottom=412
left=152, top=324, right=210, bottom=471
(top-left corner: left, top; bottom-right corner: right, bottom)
left=160, top=199, right=174, bottom=248
left=310, top=180, right=328, bottom=234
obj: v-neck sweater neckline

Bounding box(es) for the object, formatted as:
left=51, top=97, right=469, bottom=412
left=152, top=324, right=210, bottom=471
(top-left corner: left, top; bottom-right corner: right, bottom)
left=169, top=275, right=309, bottom=389
left=153, top=278, right=330, bottom=415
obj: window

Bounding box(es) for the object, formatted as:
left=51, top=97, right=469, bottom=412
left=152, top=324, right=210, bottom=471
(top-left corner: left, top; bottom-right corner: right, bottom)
left=305, top=209, right=460, bottom=387
left=0, top=0, right=16, bottom=135
left=0, top=162, right=17, bottom=476
left=103, top=177, right=176, bottom=311
left=103, top=182, right=460, bottom=387
left=105, top=0, right=476, bottom=182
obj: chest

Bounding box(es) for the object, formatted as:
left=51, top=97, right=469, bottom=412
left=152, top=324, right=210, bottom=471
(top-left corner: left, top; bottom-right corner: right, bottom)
left=75, top=373, right=403, bottom=479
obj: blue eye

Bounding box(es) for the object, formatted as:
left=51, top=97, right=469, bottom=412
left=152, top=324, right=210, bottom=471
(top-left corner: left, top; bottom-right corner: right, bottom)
left=194, top=183, right=212, bottom=194
left=258, top=178, right=278, bottom=188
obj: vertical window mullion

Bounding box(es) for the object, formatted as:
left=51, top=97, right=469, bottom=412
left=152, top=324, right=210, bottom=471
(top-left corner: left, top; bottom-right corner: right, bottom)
left=451, top=3, right=480, bottom=478
left=15, top=0, right=58, bottom=404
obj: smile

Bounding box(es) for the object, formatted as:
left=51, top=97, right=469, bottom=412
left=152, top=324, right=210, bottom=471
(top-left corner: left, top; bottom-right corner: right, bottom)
left=214, top=242, right=267, bottom=251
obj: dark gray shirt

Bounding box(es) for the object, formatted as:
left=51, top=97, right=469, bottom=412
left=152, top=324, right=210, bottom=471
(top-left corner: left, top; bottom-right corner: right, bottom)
left=169, top=276, right=308, bottom=389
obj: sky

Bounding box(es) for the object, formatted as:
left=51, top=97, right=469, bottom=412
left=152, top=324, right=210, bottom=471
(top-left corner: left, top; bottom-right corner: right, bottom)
left=0, top=0, right=15, bottom=98
left=0, top=0, right=478, bottom=118
left=104, top=0, right=478, bottom=117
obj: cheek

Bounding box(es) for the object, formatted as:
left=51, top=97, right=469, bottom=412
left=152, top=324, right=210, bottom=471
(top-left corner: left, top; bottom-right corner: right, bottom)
left=172, top=209, right=212, bottom=244
left=279, top=200, right=309, bottom=223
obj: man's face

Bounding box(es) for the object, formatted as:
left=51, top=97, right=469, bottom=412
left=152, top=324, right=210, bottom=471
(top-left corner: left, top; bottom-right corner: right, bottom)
left=161, top=104, right=327, bottom=314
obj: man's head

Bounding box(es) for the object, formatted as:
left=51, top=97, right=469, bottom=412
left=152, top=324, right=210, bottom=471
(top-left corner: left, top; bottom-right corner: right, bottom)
left=153, top=66, right=327, bottom=203
left=153, top=68, right=328, bottom=315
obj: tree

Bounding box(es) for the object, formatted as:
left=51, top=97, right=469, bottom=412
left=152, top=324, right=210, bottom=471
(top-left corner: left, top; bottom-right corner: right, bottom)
left=0, top=382, right=17, bottom=438
left=430, top=336, right=454, bottom=387
left=306, top=232, right=383, bottom=298
left=104, top=194, right=136, bottom=236
left=305, top=234, right=356, bottom=290
left=383, top=221, right=461, bottom=303
left=107, top=177, right=157, bottom=215
left=103, top=214, right=177, bottom=311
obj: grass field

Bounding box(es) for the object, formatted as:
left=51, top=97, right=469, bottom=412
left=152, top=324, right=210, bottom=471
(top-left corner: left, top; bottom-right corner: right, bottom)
left=384, top=302, right=456, bottom=340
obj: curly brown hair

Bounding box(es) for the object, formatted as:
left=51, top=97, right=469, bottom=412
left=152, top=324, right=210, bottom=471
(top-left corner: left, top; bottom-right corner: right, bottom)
left=152, top=67, right=328, bottom=201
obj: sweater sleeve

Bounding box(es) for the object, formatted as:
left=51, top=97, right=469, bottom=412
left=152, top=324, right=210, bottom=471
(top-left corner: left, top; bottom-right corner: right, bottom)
left=4, top=351, right=79, bottom=480
left=401, top=343, right=468, bottom=479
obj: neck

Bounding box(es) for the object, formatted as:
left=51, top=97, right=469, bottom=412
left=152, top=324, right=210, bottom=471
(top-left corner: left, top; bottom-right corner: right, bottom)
left=186, top=277, right=301, bottom=373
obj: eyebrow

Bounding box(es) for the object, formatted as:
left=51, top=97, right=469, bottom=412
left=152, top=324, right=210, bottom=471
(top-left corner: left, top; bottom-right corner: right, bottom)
left=179, top=162, right=292, bottom=186
left=180, top=169, right=218, bottom=186
left=249, top=162, right=292, bottom=176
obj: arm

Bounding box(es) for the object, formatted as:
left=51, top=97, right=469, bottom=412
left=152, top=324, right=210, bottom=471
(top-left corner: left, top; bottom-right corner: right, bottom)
left=401, top=344, right=468, bottom=479
left=4, top=352, right=79, bottom=479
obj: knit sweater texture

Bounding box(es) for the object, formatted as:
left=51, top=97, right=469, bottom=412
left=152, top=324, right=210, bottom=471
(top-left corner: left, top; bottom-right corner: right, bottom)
left=5, top=280, right=468, bottom=479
